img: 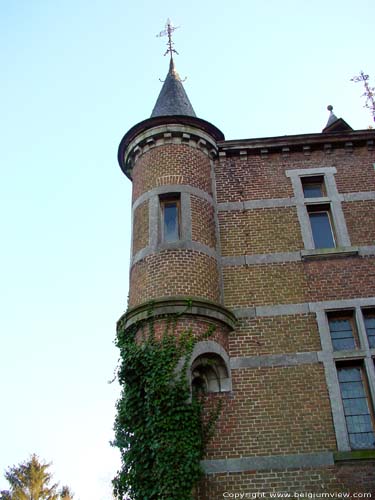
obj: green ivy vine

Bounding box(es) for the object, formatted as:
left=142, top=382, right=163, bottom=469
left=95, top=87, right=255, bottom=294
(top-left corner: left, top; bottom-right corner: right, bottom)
left=112, top=305, right=221, bottom=500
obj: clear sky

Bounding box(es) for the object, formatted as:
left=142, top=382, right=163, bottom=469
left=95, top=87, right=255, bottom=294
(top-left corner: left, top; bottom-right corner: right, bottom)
left=0, top=1, right=374, bottom=499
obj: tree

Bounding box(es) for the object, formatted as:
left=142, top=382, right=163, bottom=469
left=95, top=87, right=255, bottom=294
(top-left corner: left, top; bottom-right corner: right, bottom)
left=351, top=71, right=375, bottom=125
left=59, top=486, right=74, bottom=500
left=0, top=455, right=74, bottom=500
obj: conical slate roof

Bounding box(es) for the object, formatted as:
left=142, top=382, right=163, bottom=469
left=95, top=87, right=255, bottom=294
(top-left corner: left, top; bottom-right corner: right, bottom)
left=151, top=58, right=196, bottom=118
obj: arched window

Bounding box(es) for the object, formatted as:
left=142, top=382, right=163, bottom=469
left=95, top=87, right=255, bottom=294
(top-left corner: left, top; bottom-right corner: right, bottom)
left=191, top=354, right=230, bottom=394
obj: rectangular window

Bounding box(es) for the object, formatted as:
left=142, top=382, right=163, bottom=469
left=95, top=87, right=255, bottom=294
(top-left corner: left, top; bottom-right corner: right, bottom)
left=302, top=176, right=326, bottom=198
left=337, top=365, right=375, bottom=449
left=307, top=205, right=335, bottom=248
left=328, top=312, right=358, bottom=350
left=160, top=195, right=180, bottom=242
left=364, top=310, right=375, bottom=348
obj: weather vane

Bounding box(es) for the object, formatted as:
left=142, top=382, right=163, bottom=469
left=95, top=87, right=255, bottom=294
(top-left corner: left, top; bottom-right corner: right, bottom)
left=156, top=18, right=180, bottom=58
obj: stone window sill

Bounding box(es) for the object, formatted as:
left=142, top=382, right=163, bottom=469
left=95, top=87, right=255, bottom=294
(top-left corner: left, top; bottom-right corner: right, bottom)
left=334, top=450, right=375, bottom=462
left=301, top=246, right=359, bottom=260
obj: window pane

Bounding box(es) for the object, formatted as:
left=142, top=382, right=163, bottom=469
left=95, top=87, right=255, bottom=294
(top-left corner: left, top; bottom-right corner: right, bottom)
left=309, top=211, right=335, bottom=248
left=302, top=176, right=325, bottom=198
left=163, top=202, right=179, bottom=242
left=328, top=318, right=356, bottom=350
left=303, top=184, right=323, bottom=198
left=364, top=313, right=375, bottom=348
left=337, top=367, right=375, bottom=449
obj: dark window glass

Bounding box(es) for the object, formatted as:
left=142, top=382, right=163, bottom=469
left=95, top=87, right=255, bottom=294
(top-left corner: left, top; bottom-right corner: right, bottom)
left=309, top=211, right=335, bottom=248
left=303, top=184, right=324, bottom=198
left=337, top=366, right=375, bottom=449
left=163, top=201, right=179, bottom=242
left=364, top=311, right=375, bottom=348
left=328, top=316, right=357, bottom=350
left=302, top=176, right=325, bottom=198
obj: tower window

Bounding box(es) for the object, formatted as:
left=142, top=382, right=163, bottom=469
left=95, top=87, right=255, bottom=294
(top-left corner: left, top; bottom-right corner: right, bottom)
left=160, top=194, right=180, bottom=242
left=307, top=205, right=335, bottom=249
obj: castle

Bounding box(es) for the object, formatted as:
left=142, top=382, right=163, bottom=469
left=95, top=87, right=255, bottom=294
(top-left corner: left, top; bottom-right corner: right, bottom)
left=116, top=31, right=375, bottom=497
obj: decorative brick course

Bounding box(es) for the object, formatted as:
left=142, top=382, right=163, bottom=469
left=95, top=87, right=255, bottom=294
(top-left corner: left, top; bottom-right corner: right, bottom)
left=132, top=144, right=212, bottom=202
left=219, top=207, right=303, bottom=256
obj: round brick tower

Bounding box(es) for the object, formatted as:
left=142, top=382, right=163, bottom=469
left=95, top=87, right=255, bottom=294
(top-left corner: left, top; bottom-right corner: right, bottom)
left=117, top=56, right=235, bottom=389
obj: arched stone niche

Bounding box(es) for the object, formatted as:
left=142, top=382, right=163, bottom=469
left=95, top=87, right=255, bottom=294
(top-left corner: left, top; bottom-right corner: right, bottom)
left=189, top=341, right=232, bottom=394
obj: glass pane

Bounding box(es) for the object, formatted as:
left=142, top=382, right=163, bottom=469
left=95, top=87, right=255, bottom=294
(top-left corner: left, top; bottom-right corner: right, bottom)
left=337, top=367, right=375, bottom=450
left=309, top=211, right=335, bottom=248
left=303, top=184, right=323, bottom=198
left=338, top=367, right=361, bottom=383
left=349, top=432, right=375, bottom=449
left=329, top=318, right=356, bottom=350
left=163, top=202, right=179, bottom=242
left=364, top=315, right=375, bottom=348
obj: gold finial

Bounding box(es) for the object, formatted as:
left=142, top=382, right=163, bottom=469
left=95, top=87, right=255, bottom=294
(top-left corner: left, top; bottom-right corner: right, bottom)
left=156, top=18, right=180, bottom=58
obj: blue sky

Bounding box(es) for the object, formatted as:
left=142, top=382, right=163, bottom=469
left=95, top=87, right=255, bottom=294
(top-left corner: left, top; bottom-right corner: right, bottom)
left=0, top=1, right=374, bottom=499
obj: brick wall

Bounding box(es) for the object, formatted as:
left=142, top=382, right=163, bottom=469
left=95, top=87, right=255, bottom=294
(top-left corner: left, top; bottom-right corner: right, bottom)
left=124, top=122, right=375, bottom=498
left=215, top=147, right=375, bottom=203
left=219, top=207, right=303, bottom=256
left=343, top=200, right=375, bottom=246
left=132, top=200, right=149, bottom=256
left=229, top=314, right=321, bottom=357
left=202, top=364, right=336, bottom=460
left=191, top=195, right=216, bottom=248
left=134, top=316, right=230, bottom=353
left=132, top=144, right=212, bottom=202
left=304, top=256, right=375, bottom=303
left=129, top=250, right=220, bottom=307
left=223, top=263, right=309, bottom=308
left=197, top=462, right=375, bottom=498
left=223, top=257, right=375, bottom=309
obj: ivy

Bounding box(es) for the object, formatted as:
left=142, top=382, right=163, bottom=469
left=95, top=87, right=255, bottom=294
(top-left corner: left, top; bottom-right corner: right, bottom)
left=112, top=308, right=220, bottom=500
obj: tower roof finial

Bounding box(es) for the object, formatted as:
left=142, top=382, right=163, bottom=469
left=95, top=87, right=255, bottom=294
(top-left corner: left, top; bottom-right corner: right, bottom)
left=151, top=18, right=195, bottom=118
left=156, top=18, right=180, bottom=60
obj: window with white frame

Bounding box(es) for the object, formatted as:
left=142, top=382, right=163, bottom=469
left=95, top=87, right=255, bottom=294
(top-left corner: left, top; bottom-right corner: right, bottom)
left=286, top=167, right=351, bottom=251
left=159, top=194, right=181, bottom=243
left=301, top=175, right=336, bottom=249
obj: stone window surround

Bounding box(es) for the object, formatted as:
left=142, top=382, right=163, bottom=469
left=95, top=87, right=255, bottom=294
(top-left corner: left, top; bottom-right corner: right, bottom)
left=286, top=167, right=351, bottom=250
left=316, top=299, right=375, bottom=451
left=188, top=340, right=232, bottom=393
left=131, top=184, right=219, bottom=265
